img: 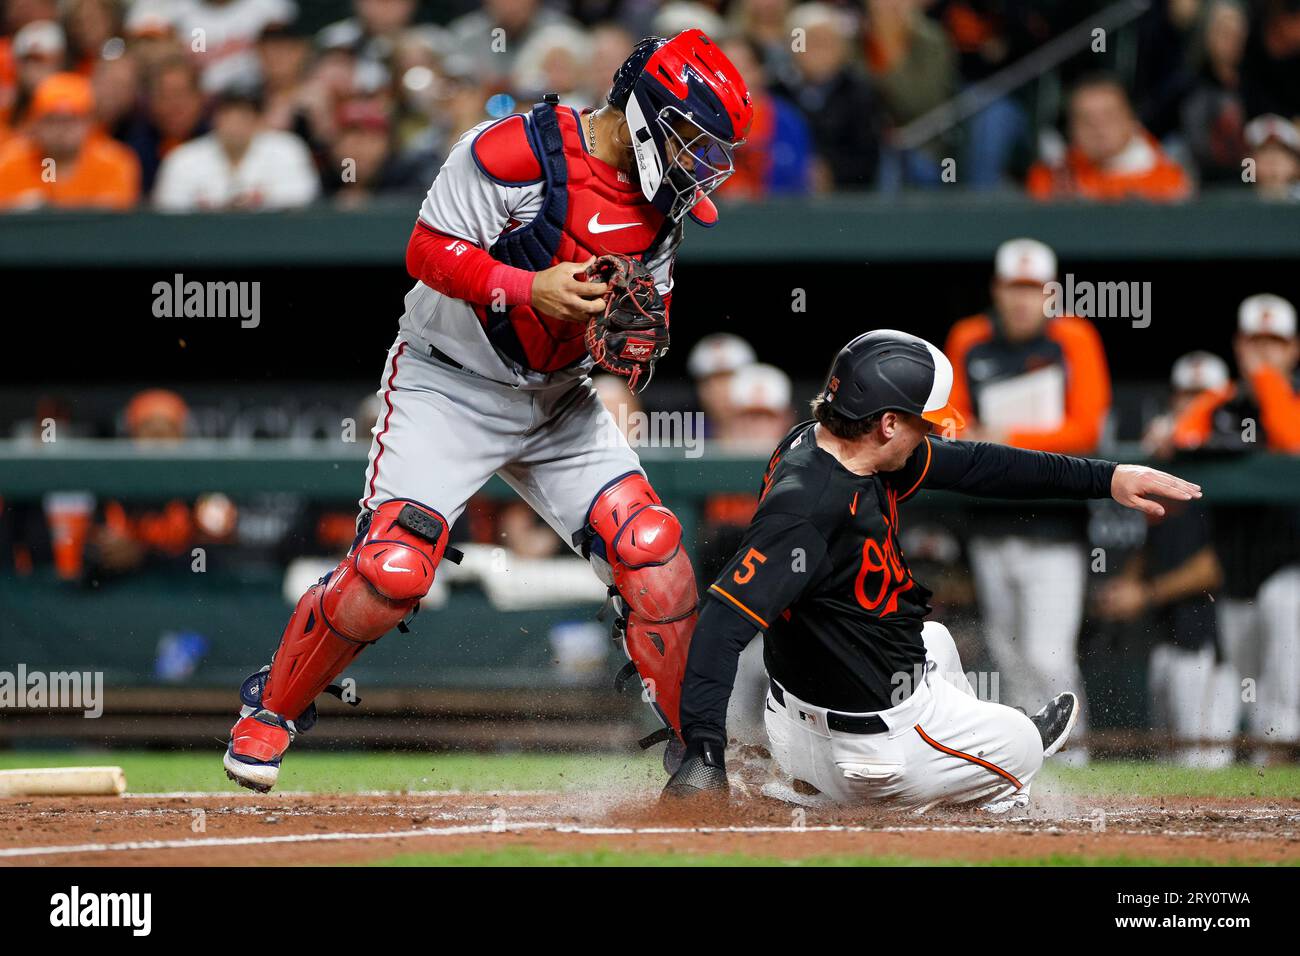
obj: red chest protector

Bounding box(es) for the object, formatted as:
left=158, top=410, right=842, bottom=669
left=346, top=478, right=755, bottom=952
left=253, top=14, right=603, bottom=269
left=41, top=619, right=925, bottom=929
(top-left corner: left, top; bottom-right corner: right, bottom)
left=471, top=101, right=672, bottom=372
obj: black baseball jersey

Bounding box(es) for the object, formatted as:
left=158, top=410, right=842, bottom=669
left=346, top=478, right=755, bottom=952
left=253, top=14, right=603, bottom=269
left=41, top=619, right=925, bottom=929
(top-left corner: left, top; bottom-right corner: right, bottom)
left=679, top=422, right=1116, bottom=745
left=1143, top=501, right=1219, bottom=652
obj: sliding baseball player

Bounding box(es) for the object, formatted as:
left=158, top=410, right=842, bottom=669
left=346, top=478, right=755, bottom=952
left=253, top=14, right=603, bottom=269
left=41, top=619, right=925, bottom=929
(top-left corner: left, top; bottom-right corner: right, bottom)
left=665, top=330, right=1200, bottom=810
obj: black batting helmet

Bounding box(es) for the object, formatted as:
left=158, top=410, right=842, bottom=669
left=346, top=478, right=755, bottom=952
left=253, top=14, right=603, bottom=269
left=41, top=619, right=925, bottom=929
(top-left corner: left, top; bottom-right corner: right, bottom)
left=819, top=330, right=964, bottom=429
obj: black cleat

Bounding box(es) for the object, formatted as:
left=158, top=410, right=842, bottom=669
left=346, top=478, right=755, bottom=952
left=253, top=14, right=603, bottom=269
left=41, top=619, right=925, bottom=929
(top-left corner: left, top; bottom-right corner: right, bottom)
left=662, top=739, right=728, bottom=798
left=1031, top=692, right=1079, bottom=758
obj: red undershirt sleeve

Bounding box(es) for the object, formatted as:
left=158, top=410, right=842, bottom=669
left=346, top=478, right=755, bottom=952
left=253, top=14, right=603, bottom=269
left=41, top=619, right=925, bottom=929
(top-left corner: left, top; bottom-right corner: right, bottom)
left=405, top=220, right=534, bottom=308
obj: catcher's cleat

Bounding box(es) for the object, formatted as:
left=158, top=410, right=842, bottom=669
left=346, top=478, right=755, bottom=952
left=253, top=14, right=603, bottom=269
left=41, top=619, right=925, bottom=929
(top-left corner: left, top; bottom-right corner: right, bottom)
left=222, top=666, right=362, bottom=791
left=661, top=738, right=728, bottom=799
left=1031, top=692, right=1079, bottom=758
left=224, top=709, right=292, bottom=793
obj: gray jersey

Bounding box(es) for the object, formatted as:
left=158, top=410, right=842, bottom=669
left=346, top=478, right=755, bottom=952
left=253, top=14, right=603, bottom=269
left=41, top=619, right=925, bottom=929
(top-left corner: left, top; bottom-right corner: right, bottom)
left=399, top=118, right=679, bottom=389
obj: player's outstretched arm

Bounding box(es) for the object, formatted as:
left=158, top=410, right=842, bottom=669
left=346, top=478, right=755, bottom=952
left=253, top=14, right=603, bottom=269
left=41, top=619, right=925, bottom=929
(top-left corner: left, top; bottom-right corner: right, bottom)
left=900, top=436, right=1202, bottom=508
left=1109, top=463, right=1202, bottom=518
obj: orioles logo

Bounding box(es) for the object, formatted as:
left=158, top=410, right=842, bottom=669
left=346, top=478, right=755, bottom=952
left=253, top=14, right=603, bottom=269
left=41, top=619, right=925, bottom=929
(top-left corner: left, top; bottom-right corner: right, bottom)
left=853, top=532, right=912, bottom=616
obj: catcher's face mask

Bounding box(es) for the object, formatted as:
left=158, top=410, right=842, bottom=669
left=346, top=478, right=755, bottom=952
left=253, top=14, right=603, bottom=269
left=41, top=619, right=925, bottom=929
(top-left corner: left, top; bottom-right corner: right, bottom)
left=625, top=97, right=741, bottom=225
left=614, top=32, right=752, bottom=227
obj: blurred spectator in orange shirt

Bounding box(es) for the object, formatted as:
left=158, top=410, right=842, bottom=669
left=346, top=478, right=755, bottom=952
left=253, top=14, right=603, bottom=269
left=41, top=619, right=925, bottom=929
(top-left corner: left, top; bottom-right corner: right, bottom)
left=124, top=388, right=190, bottom=443
left=0, top=71, right=140, bottom=210
left=1143, top=350, right=1231, bottom=458
left=1028, top=73, right=1192, bottom=202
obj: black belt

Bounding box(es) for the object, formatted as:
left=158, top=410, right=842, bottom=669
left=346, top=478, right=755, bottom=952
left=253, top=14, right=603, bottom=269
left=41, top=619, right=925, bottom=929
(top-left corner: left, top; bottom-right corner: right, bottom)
left=769, top=679, right=889, bottom=735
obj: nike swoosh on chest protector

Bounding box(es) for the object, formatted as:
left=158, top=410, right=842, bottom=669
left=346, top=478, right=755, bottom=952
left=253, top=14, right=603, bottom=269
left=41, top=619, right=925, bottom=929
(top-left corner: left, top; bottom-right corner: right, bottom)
left=587, top=213, right=642, bottom=234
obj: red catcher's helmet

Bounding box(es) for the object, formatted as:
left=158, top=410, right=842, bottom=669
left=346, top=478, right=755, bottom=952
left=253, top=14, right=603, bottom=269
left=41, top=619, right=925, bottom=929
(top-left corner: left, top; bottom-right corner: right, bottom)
left=608, top=31, right=752, bottom=226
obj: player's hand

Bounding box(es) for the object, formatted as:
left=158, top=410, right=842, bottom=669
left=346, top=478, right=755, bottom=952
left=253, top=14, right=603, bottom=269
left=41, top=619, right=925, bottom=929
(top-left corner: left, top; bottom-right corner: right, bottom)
left=661, top=737, right=728, bottom=799
left=1111, top=464, right=1201, bottom=518
left=530, top=257, right=609, bottom=322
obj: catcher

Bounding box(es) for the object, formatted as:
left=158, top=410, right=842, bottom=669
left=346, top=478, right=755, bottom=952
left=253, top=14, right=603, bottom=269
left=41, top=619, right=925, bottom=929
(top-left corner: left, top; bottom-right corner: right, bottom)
left=223, top=31, right=752, bottom=791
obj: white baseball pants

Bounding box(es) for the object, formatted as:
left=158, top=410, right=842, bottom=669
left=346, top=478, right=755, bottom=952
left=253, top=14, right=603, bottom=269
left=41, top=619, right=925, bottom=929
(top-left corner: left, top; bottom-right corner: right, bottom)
left=763, top=622, right=1044, bottom=810
left=361, top=333, right=643, bottom=546
left=968, top=536, right=1088, bottom=738
left=1147, top=643, right=1238, bottom=767
left=1217, top=565, right=1300, bottom=743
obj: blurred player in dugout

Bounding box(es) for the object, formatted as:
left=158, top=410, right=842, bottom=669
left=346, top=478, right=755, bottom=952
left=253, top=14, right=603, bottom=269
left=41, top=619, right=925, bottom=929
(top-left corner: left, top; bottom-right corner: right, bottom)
left=1171, top=294, right=1300, bottom=754
left=944, top=238, right=1111, bottom=760
left=1098, top=352, right=1236, bottom=767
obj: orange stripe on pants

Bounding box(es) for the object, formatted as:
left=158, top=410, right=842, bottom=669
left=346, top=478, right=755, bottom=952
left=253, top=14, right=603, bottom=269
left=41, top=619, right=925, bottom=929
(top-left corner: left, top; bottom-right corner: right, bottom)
left=914, top=724, right=1023, bottom=791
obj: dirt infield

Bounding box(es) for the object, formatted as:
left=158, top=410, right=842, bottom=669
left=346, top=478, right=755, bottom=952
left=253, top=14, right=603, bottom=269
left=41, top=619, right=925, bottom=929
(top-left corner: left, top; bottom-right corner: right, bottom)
left=2, top=787, right=1297, bottom=866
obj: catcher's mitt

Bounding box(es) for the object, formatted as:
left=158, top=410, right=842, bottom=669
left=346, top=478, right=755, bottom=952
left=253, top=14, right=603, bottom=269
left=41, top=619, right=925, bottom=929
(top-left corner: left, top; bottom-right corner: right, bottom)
left=584, top=254, right=668, bottom=393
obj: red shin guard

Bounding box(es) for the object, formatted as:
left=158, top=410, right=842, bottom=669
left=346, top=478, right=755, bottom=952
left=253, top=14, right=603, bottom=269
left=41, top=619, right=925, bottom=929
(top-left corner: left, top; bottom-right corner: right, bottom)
left=587, top=474, right=699, bottom=735
left=261, top=499, right=450, bottom=721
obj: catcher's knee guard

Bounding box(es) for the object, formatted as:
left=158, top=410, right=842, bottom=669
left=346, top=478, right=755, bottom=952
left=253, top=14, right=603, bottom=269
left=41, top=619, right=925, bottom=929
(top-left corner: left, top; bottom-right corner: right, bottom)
left=261, top=498, right=452, bottom=721
left=583, top=473, right=698, bottom=739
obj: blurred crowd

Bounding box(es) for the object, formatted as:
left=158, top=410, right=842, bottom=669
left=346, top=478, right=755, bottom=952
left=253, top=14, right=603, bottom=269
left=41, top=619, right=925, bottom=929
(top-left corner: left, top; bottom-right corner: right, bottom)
left=1, top=0, right=1299, bottom=211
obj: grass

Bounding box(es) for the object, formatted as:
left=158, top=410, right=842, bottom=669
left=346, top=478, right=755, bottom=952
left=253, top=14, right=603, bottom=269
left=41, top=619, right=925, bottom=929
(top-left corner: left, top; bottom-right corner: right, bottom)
left=0, top=749, right=665, bottom=794
left=1042, top=761, right=1300, bottom=800
left=365, top=847, right=1297, bottom=867
left=1, top=750, right=1296, bottom=798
